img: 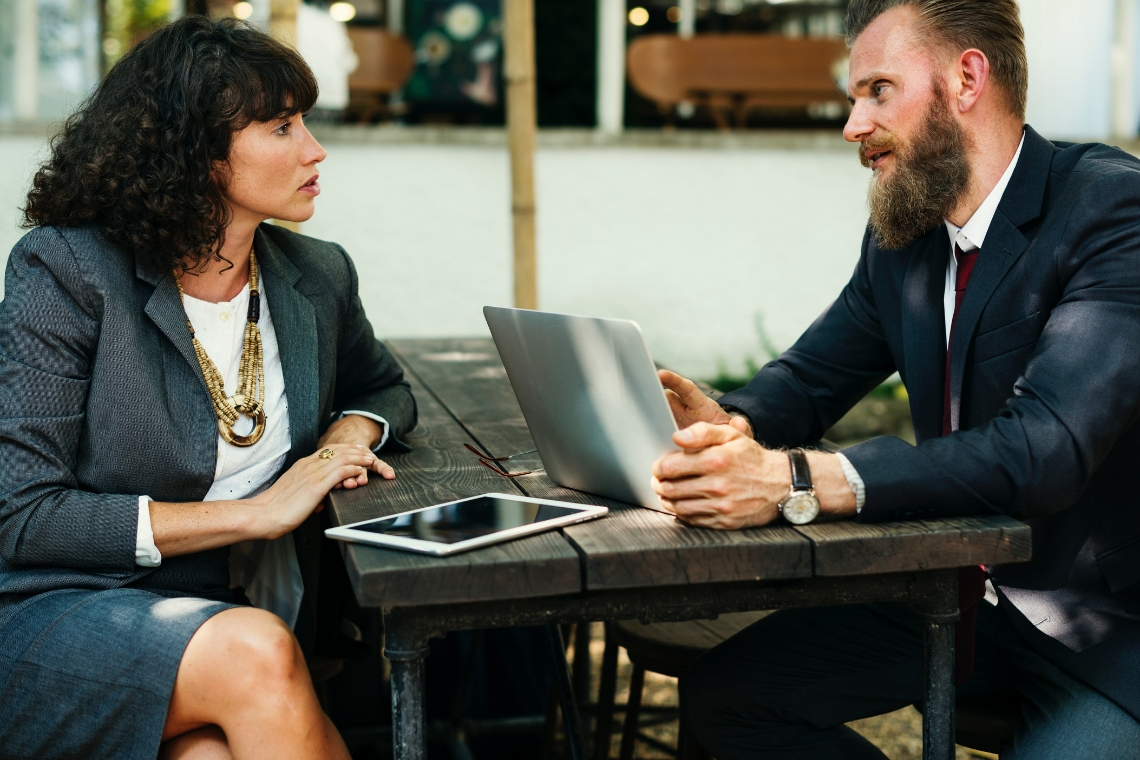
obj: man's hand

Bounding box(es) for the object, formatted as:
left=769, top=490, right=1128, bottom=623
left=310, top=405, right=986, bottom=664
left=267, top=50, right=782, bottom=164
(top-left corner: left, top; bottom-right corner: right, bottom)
left=651, top=421, right=859, bottom=529
left=651, top=422, right=787, bottom=529
left=659, top=370, right=738, bottom=430
left=318, top=415, right=395, bottom=489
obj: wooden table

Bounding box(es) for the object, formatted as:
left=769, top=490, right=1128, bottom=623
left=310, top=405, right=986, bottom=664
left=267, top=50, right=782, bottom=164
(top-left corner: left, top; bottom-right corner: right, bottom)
left=326, top=338, right=1032, bottom=760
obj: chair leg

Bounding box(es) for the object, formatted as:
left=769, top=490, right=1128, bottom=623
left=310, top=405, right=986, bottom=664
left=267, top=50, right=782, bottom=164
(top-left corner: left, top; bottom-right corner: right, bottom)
left=574, top=622, right=592, bottom=709
left=593, top=627, right=620, bottom=760
left=619, top=665, right=646, bottom=760
left=539, top=678, right=561, bottom=760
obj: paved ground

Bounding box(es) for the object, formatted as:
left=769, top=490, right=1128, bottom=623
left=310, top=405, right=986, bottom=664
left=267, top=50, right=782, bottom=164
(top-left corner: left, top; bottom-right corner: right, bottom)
left=573, top=622, right=982, bottom=760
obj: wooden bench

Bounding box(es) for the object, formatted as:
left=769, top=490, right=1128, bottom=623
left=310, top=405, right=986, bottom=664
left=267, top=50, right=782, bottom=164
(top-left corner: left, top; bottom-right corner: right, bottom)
left=346, top=28, right=414, bottom=122
left=626, top=34, right=849, bottom=129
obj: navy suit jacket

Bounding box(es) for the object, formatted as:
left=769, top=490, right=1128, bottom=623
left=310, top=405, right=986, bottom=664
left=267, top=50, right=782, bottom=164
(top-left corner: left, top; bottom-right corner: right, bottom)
left=720, top=126, right=1140, bottom=718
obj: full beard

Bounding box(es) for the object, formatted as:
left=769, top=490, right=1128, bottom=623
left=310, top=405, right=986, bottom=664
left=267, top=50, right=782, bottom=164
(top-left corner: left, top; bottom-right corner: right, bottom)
left=863, top=89, right=971, bottom=251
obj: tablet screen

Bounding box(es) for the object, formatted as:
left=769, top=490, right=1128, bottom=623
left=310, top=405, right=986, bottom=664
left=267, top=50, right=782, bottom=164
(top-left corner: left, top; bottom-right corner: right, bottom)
left=350, top=496, right=584, bottom=545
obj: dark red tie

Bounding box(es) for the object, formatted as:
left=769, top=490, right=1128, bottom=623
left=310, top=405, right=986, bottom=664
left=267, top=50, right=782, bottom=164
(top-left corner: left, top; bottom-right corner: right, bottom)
left=943, top=244, right=978, bottom=436
left=943, top=243, right=986, bottom=683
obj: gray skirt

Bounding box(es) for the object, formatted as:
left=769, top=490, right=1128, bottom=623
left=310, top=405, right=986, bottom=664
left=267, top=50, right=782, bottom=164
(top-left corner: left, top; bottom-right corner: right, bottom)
left=0, top=588, right=235, bottom=760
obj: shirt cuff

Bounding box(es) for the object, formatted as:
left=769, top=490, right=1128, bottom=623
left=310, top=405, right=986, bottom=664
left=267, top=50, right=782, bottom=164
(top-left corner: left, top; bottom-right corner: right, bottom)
left=135, top=496, right=162, bottom=567
left=835, top=453, right=866, bottom=513
left=339, top=411, right=390, bottom=452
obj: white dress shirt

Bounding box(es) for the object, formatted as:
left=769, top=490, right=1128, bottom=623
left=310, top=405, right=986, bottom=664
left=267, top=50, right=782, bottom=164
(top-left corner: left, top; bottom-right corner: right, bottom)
left=835, top=134, right=1026, bottom=511
left=135, top=280, right=388, bottom=628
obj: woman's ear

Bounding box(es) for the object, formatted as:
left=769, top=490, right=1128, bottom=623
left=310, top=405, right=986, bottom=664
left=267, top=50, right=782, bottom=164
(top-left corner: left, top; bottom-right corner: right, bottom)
left=210, top=158, right=232, bottom=190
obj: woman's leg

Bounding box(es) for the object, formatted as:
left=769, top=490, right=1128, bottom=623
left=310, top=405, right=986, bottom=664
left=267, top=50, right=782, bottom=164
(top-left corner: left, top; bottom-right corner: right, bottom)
left=162, top=607, right=350, bottom=760
left=159, top=726, right=231, bottom=760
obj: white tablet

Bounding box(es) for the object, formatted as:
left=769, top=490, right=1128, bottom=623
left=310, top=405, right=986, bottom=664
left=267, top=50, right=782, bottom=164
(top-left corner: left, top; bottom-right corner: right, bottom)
left=324, top=492, right=608, bottom=556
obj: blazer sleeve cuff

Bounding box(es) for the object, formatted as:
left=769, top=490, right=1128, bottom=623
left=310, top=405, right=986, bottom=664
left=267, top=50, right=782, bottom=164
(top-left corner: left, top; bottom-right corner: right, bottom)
left=338, top=411, right=390, bottom=452
left=135, top=496, right=162, bottom=568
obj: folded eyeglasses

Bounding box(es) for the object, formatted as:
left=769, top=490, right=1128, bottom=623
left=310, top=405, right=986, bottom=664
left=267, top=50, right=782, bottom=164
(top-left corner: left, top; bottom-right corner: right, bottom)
left=464, top=442, right=540, bottom=477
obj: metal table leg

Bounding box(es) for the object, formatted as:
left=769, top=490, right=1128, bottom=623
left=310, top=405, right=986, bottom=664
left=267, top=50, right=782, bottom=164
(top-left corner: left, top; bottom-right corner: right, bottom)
left=547, top=624, right=587, bottom=760
left=385, top=615, right=432, bottom=760
left=917, top=571, right=959, bottom=760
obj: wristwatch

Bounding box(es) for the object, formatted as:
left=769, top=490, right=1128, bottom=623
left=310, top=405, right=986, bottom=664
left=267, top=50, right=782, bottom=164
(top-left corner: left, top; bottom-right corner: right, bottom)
left=778, top=449, right=821, bottom=525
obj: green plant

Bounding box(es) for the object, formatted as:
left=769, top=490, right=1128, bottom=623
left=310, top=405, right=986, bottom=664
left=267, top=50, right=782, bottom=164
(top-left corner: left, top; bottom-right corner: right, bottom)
left=705, top=311, right=780, bottom=393
left=704, top=311, right=909, bottom=400
left=103, top=0, right=172, bottom=69
left=707, top=358, right=762, bottom=394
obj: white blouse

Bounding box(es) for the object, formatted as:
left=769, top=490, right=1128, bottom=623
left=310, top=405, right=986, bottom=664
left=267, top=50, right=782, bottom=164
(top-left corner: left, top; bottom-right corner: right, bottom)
left=134, top=280, right=386, bottom=628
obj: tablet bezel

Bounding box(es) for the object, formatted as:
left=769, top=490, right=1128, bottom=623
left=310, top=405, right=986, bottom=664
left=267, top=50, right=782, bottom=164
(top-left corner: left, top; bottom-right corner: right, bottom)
left=323, top=492, right=609, bottom=556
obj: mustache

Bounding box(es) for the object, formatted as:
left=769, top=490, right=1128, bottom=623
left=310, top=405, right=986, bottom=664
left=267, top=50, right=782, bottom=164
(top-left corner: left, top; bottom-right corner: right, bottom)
left=859, top=135, right=900, bottom=168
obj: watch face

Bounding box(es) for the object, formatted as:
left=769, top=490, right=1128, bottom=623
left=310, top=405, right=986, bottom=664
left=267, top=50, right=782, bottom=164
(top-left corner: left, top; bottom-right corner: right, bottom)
left=782, top=491, right=821, bottom=525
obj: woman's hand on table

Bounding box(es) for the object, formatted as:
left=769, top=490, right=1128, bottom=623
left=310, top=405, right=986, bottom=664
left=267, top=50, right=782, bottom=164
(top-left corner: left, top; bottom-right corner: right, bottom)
left=251, top=444, right=379, bottom=539
left=319, top=414, right=396, bottom=489
left=149, top=444, right=379, bottom=555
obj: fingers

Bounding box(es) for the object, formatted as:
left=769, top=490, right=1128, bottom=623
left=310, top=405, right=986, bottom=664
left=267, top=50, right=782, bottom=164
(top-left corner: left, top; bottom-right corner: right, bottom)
left=652, top=479, right=677, bottom=514
left=729, top=415, right=752, bottom=435
left=371, top=457, right=396, bottom=480
left=312, top=443, right=374, bottom=462
left=652, top=444, right=729, bottom=480
left=658, top=369, right=703, bottom=405
left=652, top=471, right=730, bottom=501
left=672, top=421, right=744, bottom=450
left=308, top=445, right=395, bottom=491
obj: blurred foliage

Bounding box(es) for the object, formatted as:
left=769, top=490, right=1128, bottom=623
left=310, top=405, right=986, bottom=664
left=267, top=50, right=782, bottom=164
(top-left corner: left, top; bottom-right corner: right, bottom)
left=704, top=309, right=913, bottom=445
left=705, top=312, right=781, bottom=393
left=708, top=358, right=762, bottom=394
left=103, top=0, right=172, bottom=69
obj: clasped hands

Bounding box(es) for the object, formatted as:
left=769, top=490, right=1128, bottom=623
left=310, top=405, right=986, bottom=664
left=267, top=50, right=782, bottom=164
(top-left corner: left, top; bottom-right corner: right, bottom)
left=651, top=370, right=857, bottom=529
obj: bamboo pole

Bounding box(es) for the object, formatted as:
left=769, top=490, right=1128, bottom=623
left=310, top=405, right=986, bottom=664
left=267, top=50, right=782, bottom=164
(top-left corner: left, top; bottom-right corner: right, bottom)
left=268, top=0, right=303, bottom=233
left=268, top=0, right=298, bottom=48
left=503, top=0, right=538, bottom=310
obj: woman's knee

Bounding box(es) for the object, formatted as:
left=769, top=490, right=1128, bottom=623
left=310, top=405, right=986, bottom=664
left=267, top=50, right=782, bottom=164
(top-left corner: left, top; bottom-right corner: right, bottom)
left=187, top=608, right=308, bottom=702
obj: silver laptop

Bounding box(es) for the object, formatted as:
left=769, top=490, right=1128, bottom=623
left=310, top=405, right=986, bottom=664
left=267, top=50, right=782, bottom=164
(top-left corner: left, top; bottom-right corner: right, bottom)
left=484, top=306, right=679, bottom=511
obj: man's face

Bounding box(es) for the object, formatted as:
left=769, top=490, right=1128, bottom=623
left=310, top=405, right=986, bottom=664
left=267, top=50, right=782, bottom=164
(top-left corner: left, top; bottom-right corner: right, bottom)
left=845, top=6, right=971, bottom=250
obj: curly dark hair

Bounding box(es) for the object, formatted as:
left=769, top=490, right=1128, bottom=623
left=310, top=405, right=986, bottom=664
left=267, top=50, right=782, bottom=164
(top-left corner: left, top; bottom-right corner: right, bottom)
left=22, top=16, right=318, bottom=273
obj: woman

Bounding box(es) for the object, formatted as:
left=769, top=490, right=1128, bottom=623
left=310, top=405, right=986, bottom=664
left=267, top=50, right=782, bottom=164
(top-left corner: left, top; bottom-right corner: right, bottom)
left=0, top=16, right=416, bottom=760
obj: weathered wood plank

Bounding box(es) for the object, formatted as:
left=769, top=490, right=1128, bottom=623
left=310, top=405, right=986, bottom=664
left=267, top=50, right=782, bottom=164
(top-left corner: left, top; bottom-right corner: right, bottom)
left=388, top=337, right=536, bottom=458
left=325, top=355, right=581, bottom=608
left=795, top=515, right=1032, bottom=576
left=393, top=338, right=814, bottom=589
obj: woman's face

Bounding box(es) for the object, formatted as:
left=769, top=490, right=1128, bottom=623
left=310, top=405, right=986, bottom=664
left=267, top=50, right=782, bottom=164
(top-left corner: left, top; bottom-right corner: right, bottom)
left=220, top=113, right=327, bottom=225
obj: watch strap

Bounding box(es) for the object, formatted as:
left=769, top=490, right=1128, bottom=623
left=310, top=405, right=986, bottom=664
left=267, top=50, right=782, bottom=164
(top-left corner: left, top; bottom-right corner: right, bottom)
left=788, top=449, right=812, bottom=491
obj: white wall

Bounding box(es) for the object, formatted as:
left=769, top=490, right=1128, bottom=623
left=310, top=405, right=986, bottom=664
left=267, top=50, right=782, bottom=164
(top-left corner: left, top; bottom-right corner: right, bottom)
left=0, top=136, right=44, bottom=267
left=1, top=137, right=871, bottom=380
left=1021, top=0, right=1140, bottom=140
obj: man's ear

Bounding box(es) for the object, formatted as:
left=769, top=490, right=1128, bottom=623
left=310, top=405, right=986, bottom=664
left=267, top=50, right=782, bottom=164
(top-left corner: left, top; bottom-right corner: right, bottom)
left=955, top=48, right=990, bottom=114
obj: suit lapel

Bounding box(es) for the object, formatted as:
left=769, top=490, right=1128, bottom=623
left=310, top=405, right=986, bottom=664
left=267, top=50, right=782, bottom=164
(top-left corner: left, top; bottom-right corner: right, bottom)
left=255, top=227, right=320, bottom=458
left=901, top=226, right=950, bottom=442
left=947, top=126, right=1054, bottom=431
left=946, top=213, right=1029, bottom=430
left=138, top=258, right=209, bottom=394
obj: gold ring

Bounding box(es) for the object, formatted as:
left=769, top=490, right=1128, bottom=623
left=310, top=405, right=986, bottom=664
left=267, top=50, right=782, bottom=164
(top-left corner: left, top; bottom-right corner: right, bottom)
left=318, top=448, right=335, bottom=460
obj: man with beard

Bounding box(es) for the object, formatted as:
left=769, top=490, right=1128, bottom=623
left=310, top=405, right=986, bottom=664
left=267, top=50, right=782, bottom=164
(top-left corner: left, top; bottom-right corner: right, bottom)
left=653, top=0, right=1140, bottom=757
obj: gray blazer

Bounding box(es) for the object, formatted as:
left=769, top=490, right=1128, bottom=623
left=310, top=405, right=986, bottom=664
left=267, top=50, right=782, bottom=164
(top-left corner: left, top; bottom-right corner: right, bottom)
left=0, top=223, right=416, bottom=613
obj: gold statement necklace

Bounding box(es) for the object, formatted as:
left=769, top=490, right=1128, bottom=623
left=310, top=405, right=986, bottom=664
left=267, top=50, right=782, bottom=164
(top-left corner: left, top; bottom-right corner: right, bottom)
left=175, top=251, right=267, bottom=447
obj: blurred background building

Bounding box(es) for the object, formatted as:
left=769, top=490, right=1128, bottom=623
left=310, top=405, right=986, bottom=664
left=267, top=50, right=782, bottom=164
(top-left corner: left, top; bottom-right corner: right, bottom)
left=3, top=0, right=1140, bottom=381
